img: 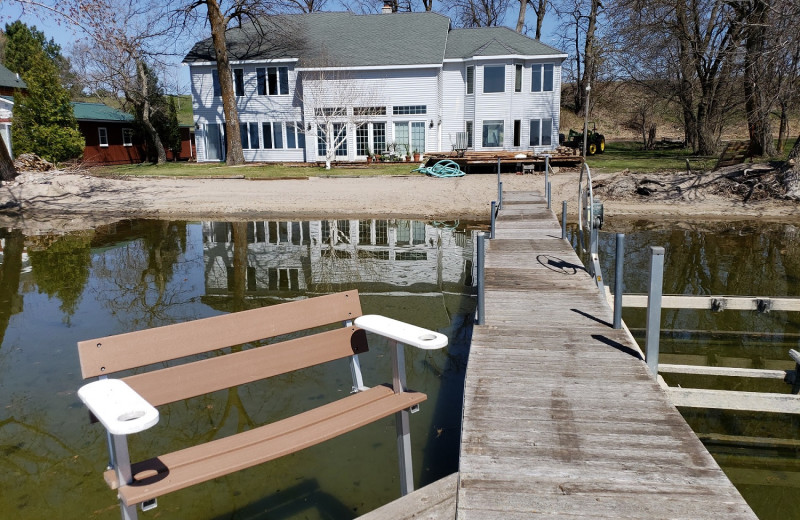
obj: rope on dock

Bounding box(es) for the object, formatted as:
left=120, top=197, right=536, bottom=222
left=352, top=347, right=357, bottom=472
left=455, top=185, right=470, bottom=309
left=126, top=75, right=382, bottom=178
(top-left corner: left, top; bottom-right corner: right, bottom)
left=412, top=160, right=465, bottom=178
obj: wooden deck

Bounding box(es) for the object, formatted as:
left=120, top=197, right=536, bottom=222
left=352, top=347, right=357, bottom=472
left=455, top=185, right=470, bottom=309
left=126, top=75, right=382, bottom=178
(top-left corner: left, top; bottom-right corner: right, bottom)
left=360, top=190, right=757, bottom=519
left=457, top=191, right=756, bottom=519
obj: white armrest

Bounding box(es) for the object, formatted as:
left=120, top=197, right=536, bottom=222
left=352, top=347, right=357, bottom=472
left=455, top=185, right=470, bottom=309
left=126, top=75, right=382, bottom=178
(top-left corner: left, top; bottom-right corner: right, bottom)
left=77, top=379, right=159, bottom=436
left=354, top=315, right=448, bottom=350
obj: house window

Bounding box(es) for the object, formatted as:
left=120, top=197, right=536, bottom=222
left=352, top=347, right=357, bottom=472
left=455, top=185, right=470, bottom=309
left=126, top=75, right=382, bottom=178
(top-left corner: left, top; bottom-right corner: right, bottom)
left=122, top=128, right=133, bottom=147
left=355, top=106, right=386, bottom=116
left=482, top=120, right=504, bottom=147
left=267, top=67, right=289, bottom=96
left=466, top=65, right=474, bottom=95
left=317, top=126, right=327, bottom=157
left=234, top=68, right=244, bottom=96
left=532, top=64, right=554, bottom=92
left=356, top=124, right=369, bottom=156
left=411, top=121, right=425, bottom=154
left=513, top=120, right=521, bottom=147
left=394, top=122, right=409, bottom=155
left=515, top=64, right=523, bottom=92
left=286, top=121, right=305, bottom=149
left=483, top=65, right=505, bottom=93
left=332, top=122, right=347, bottom=156
left=256, top=68, right=267, bottom=95
left=262, top=122, right=283, bottom=149
left=372, top=122, right=386, bottom=154
left=529, top=118, right=553, bottom=146
left=98, top=127, right=108, bottom=147
left=240, top=122, right=259, bottom=149
left=392, top=105, right=426, bottom=115
left=466, top=121, right=473, bottom=148
left=212, top=70, right=221, bottom=97
left=393, top=121, right=425, bottom=155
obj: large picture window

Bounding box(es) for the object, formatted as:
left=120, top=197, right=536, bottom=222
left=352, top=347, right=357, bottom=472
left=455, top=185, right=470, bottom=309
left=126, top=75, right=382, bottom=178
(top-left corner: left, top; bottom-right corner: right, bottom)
left=482, top=120, right=504, bottom=147
left=483, top=65, right=505, bottom=93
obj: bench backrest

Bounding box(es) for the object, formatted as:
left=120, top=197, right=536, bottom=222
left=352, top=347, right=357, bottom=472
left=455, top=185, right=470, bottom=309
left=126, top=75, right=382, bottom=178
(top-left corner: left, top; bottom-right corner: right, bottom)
left=77, top=290, right=366, bottom=407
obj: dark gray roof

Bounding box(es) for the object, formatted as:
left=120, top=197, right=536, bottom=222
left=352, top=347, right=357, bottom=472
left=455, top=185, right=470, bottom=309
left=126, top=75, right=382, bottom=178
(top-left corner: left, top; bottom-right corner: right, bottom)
left=444, top=26, right=565, bottom=59
left=185, top=12, right=451, bottom=67
left=72, top=102, right=133, bottom=122
left=0, top=63, right=27, bottom=90
left=184, top=12, right=564, bottom=67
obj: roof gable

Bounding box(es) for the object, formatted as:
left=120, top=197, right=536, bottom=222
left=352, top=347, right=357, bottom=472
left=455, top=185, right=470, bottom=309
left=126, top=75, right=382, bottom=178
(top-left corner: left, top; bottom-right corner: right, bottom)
left=444, top=26, right=565, bottom=59
left=72, top=102, right=134, bottom=122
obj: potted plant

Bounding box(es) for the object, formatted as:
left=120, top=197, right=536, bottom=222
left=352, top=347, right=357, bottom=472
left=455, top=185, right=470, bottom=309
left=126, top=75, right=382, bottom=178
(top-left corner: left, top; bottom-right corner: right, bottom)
left=365, top=146, right=373, bottom=164
left=405, top=141, right=412, bottom=162
left=413, top=149, right=421, bottom=162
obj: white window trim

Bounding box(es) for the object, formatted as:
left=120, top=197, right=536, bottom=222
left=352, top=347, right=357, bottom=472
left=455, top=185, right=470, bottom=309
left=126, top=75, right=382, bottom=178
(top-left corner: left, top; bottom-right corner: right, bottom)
left=483, top=65, right=506, bottom=94
left=98, top=127, right=108, bottom=148
left=122, top=128, right=133, bottom=147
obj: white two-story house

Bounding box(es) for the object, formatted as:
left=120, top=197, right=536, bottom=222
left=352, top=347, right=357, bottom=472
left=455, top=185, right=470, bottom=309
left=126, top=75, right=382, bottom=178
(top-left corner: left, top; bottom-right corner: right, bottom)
left=184, top=11, right=566, bottom=163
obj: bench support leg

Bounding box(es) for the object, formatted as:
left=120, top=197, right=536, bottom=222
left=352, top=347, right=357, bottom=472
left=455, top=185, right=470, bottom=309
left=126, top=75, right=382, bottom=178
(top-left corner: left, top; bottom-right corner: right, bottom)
left=391, top=340, right=415, bottom=496
left=110, top=434, right=138, bottom=520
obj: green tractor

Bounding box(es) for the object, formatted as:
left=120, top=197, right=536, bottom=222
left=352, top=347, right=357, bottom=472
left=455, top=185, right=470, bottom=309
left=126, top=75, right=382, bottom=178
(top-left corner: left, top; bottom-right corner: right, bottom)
left=559, top=122, right=606, bottom=155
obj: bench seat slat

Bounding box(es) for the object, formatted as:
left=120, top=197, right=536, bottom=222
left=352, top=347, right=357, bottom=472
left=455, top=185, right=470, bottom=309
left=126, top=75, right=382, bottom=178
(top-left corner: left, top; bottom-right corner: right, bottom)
left=79, top=290, right=363, bottom=378
left=106, top=385, right=426, bottom=506
left=123, top=327, right=368, bottom=407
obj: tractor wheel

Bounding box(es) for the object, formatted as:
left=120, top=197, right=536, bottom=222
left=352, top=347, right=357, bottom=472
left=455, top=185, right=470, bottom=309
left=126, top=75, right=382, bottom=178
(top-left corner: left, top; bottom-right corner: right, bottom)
left=588, top=143, right=597, bottom=155
left=597, top=136, right=606, bottom=154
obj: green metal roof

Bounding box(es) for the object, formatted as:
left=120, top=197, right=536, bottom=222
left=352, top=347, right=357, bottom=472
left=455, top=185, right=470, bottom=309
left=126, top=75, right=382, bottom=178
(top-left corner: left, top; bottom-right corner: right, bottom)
left=0, top=63, right=27, bottom=90
left=71, top=102, right=134, bottom=122
left=444, top=26, right=565, bottom=59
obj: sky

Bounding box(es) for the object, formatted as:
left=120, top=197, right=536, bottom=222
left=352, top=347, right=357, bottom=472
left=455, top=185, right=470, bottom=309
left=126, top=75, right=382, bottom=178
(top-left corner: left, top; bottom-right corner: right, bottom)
left=1, top=0, right=562, bottom=95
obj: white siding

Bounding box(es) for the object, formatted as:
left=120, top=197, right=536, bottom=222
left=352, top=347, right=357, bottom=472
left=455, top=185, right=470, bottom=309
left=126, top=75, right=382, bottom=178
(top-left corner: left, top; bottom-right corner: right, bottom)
left=441, top=63, right=468, bottom=152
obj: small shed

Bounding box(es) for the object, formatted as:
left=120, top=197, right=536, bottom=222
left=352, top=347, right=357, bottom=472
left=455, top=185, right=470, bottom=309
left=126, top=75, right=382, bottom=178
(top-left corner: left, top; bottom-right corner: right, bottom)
left=73, top=102, right=145, bottom=165
left=0, top=63, right=27, bottom=158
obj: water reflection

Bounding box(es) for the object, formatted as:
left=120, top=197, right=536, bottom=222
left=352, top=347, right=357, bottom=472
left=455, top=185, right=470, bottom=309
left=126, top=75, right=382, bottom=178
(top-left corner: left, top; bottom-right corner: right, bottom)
left=0, top=218, right=476, bottom=520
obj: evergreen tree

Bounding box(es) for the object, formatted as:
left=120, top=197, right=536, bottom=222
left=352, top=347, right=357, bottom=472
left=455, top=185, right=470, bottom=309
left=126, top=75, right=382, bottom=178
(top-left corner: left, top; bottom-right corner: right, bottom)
left=165, top=97, right=182, bottom=160
left=11, top=50, right=84, bottom=163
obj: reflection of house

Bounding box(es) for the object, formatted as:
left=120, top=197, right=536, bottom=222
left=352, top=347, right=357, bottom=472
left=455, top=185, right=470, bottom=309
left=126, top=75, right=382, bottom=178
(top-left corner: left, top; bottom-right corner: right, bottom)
left=0, top=63, right=27, bottom=157
left=202, top=219, right=475, bottom=298
left=185, top=10, right=566, bottom=163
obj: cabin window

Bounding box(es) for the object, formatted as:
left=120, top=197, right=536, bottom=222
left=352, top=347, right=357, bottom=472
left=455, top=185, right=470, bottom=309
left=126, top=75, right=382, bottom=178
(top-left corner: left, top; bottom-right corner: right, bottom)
left=515, top=64, right=523, bottom=92
left=392, top=105, right=426, bottom=116
left=529, top=118, right=553, bottom=146
left=212, top=70, right=221, bottom=97
left=122, top=128, right=133, bottom=147
left=466, top=121, right=474, bottom=148
left=98, top=127, right=108, bottom=147
left=466, top=65, right=474, bottom=95
left=267, top=67, right=289, bottom=96
left=532, top=64, right=554, bottom=92
left=234, top=68, right=244, bottom=96
left=483, top=65, right=505, bottom=93
left=482, top=120, right=504, bottom=147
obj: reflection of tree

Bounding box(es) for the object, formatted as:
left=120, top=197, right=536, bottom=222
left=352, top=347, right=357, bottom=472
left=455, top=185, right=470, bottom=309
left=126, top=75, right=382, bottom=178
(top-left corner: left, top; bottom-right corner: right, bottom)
left=313, top=219, right=383, bottom=292
left=27, top=232, right=92, bottom=321
left=92, top=221, right=189, bottom=329
left=0, top=229, right=24, bottom=347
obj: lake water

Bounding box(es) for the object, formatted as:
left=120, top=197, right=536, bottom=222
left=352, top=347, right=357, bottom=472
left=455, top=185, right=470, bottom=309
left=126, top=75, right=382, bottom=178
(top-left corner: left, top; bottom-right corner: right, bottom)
left=3, top=217, right=799, bottom=520
left=586, top=219, right=800, bottom=520
left=0, top=219, right=477, bottom=520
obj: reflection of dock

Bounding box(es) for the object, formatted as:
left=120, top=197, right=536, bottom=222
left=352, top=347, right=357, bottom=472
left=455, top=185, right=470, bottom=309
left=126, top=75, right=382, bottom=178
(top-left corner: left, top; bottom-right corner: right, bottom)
left=361, top=191, right=756, bottom=518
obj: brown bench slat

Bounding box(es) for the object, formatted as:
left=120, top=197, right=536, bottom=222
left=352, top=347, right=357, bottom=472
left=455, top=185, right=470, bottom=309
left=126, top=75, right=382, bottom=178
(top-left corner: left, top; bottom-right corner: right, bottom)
left=124, top=327, right=368, bottom=407
left=79, top=290, right=363, bottom=378
left=106, top=385, right=426, bottom=505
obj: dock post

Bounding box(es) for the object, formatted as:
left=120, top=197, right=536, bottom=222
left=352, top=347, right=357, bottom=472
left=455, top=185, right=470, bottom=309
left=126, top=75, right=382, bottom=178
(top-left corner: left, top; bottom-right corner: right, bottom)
left=490, top=201, right=496, bottom=239
left=391, top=339, right=414, bottom=496
left=544, top=154, right=550, bottom=191
left=613, top=233, right=625, bottom=329
left=476, top=233, right=486, bottom=325
left=645, top=246, right=665, bottom=377
left=561, top=201, right=567, bottom=239
left=546, top=181, right=552, bottom=210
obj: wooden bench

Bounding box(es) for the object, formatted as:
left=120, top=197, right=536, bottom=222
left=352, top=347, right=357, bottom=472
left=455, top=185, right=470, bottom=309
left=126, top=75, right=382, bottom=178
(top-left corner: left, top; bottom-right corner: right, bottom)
left=76, top=290, right=447, bottom=520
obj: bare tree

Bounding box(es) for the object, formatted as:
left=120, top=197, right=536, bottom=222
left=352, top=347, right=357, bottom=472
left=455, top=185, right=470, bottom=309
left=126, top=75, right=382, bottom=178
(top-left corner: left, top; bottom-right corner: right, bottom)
left=452, top=0, right=511, bottom=27
left=0, top=137, right=16, bottom=182
left=276, top=0, right=329, bottom=12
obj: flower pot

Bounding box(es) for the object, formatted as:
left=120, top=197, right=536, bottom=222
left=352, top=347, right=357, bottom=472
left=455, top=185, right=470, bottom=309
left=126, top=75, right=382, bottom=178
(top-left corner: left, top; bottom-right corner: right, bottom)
left=366, top=156, right=372, bottom=165
left=413, top=153, right=420, bottom=162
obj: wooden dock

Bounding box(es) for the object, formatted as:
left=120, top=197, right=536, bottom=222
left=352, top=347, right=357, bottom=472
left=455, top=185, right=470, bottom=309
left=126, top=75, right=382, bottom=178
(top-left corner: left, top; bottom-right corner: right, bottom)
left=360, top=190, right=757, bottom=519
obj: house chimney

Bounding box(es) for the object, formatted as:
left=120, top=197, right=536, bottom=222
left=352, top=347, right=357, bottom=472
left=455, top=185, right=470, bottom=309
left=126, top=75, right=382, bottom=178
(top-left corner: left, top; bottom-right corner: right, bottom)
left=382, top=1, right=394, bottom=13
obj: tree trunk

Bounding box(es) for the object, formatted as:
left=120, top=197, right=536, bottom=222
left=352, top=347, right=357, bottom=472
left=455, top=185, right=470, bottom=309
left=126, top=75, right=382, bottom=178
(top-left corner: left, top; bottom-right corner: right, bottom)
left=784, top=133, right=800, bottom=199
left=137, top=60, right=167, bottom=165
left=534, top=0, right=546, bottom=39
left=516, top=0, right=528, bottom=32
left=0, top=135, right=16, bottom=183
left=575, top=0, right=600, bottom=115
left=740, top=0, right=775, bottom=157
left=207, top=0, right=245, bottom=166
left=777, top=100, right=789, bottom=154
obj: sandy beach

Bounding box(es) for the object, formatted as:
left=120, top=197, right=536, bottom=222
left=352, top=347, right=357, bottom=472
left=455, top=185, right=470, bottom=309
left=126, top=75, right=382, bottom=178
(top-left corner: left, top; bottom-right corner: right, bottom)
left=1, top=167, right=799, bottom=234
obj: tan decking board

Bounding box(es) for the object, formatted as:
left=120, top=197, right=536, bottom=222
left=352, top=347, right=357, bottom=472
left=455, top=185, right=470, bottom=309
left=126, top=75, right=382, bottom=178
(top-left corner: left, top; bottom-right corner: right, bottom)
left=456, top=191, right=757, bottom=519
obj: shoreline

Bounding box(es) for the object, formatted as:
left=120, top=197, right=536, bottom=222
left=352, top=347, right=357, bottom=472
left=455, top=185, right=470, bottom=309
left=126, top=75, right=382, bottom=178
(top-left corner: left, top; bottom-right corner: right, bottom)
left=1, top=170, right=799, bottom=234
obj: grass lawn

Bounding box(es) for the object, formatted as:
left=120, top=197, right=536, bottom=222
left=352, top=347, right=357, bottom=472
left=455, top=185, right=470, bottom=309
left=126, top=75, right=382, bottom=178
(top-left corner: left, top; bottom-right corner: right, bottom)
left=91, top=161, right=422, bottom=179
left=586, top=141, right=715, bottom=173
